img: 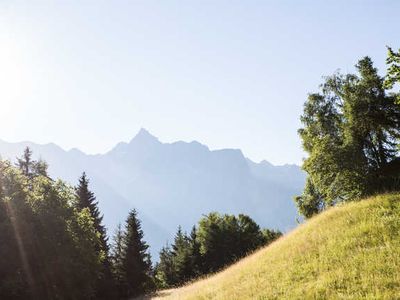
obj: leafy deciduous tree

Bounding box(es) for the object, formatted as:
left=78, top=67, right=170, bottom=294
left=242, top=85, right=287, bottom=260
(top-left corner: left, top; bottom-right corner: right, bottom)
left=296, top=56, right=400, bottom=217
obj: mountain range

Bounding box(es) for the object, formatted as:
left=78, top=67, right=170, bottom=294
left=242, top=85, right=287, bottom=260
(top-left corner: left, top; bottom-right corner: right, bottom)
left=0, top=129, right=305, bottom=258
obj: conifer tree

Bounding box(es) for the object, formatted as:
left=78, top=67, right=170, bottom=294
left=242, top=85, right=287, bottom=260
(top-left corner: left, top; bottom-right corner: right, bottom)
left=155, top=244, right=176, bottom=288
left=16, top=147, right=34, bottom=177
left=75, top=172, right=115, bottom=299
left=16, top=147, right=49, bottom=179
left=121, top=209, right=152, bottom=298
left=111, top=223, right=126, bottom=297
left=171, top=226, right=192, bottom=284
left=189, top=226, right=202, bottom=277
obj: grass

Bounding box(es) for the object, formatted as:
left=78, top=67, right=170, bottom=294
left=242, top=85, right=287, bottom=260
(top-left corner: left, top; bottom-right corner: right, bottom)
left=150, top=194, right=400, bottom=299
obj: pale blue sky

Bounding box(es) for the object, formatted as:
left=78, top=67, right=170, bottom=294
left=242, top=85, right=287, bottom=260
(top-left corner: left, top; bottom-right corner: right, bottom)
left=0, top=0, right=399, bottom=164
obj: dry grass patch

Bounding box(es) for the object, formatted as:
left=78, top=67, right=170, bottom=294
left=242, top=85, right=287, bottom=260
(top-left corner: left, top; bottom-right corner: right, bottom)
left=149, top=194, right=400, bottom=299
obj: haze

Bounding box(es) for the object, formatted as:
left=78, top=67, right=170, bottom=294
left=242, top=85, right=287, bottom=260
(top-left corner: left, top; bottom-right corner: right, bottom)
left=0, top=0, right=399, bottom=164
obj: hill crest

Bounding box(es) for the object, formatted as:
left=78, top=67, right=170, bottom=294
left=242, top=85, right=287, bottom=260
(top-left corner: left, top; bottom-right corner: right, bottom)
left=154, top=194, right=400, bottom=299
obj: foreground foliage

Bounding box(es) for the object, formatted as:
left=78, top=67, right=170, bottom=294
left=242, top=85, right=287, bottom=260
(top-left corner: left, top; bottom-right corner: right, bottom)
left=0, top=155, right=100, bottom=299
left=154, top=194, right=400, bottom=299
left=296, top=52, right=400, bottom=218
left=0, top=149, right=153, bottom=299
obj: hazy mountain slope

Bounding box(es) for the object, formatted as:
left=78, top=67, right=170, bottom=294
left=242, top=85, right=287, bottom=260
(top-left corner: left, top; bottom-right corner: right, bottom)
left=0, top=129, right=305, bottom=257
left=154, top=194, right=400, bottom=299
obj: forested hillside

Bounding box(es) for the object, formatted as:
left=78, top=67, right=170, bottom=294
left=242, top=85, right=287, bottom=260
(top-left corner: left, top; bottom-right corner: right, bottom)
left=1, top=1, right=400, bottom=299
left=0, top=132, right=304, bottom=257
left=0, top=150, right=279, bottom=299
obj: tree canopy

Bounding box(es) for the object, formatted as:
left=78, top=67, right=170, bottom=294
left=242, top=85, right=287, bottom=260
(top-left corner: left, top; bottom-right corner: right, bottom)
left=1, top=149, right=155, bottom=299
left=2, top=148, right=280, bottom=298
left=384, top=46, right=400, bottom=103
left=296, top=55, right=400, bottom=218
left=155, top=212, right=281, bottom=288
left=0, top=154, right=100, bottom=299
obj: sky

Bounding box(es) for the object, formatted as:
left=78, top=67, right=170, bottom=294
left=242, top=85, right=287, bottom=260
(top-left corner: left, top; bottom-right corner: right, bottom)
left=0, top=0, right=399, bottom=165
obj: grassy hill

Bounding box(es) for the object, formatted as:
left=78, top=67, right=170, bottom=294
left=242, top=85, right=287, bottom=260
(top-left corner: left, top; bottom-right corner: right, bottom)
left=151, top=194, right=400, bottom=299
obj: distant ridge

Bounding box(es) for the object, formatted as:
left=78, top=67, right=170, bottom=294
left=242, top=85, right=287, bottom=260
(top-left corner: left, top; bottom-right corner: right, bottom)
left=0, top=129, right=305, bottom=257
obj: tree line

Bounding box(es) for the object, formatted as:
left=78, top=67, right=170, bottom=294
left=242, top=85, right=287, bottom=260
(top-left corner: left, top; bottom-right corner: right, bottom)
left=154, top=214, right=281, bottom=288
left=0, top=147, right=153, bottom=299
left=295, top=47, right=400, bottom=218
left=0, top=147, right=280, bottom=299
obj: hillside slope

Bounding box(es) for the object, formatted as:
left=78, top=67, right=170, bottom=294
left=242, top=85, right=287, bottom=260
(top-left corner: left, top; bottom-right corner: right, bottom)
left=152, top=194, right=400, bottom=299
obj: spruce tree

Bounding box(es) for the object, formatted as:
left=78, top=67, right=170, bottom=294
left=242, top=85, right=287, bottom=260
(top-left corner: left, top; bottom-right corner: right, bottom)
left=75, top=172, right=115, bottom=299
left=155, top=244, right=176, bottom=288
left=111, top=223, right=126, bottom=297
left=189, top=226, right=202, bottom=277
left=171, top=226, right=192, bottom=284
left=121, top=209, right=152, bottom=298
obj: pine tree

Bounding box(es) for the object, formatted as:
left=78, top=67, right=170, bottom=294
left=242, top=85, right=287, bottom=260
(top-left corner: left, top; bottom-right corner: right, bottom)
left=155, top=243, right=176, bottom=288
left=111, top=223, right=126, bottom=297
left=189, top=226, right=202, bottom=277
left=16, top=147, right=34, bottom=178
left=121, top=209, right=152, bottom=298
left=171, top=227, right=190, bottom=284
left=75, top=172, right=115, bottom=299
left=16, top=148, right=49, bottom=179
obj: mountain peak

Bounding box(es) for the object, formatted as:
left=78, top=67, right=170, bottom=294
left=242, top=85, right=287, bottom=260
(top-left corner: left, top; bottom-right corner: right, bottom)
left=130, top=128, right=159, bottom=144
left=138, top=127, right=152, bottom=136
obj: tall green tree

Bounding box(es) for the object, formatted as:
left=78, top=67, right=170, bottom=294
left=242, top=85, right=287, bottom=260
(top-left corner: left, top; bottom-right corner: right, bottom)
left=236, top=214, right=265, bottom=257
left=155, top=226, right=203, bottom=288
left=111, top=223, right=126, bottom=297
left=171, top=227, right=192, bottom=284
left=154, top=244, right=176, bottom=288
left=296, top=56, right=400, bottom=217
left=120, top=209, right=152, bottom=298
left=188, top=226, right=202, bottom=277
left=197, top=212, right=226, bottom=272
left=75, top=173, right=115, bottom=299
